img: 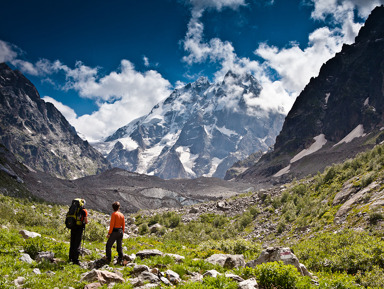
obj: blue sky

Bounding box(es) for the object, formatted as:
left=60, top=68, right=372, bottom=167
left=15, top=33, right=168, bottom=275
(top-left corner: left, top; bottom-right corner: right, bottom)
left=1, top=0, right=383, bottom=141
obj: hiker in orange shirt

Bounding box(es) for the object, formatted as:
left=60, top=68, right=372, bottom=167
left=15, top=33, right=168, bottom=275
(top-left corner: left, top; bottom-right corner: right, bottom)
left=106, top=201, right=125, bottom=264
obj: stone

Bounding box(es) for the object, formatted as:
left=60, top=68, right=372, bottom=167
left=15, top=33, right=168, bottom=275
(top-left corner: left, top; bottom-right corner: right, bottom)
left=19, top=253, right=33, bottom=264
left=19, top=230, right=41, bottom=239
left=165, top=269, right=181, bottom=284
left=84, top=282, right=102, bottom=289
left=189, top=207, right=199, bottom=213
left=246, top=247, right=313, bottom=278
left=238, top=278, right=258, bottom=289
left=165, top=253, right=185, bottom=263
left=14, top=276, right=25, bottom=287
left=133, top=264, right=150, bottom=276
left=36, top=251, right=54, bottom=262
left=205, top=254, right=245, bottom=269
left=149, top=223, right=163, bottom=234
left=189, top=272, right=203, bottom=282
left=33, top=268, right=41, bottom=275
left=217, top=201, right=230, bottom=211
left=203, top=269, right=221, bottom=278
left=138, top=271, right=160, bottom=284
left=136, top=249, right=163, bottom=259
left=80, top=269, right=125, bottom=285
left=225, top=273, right=244, bottom=282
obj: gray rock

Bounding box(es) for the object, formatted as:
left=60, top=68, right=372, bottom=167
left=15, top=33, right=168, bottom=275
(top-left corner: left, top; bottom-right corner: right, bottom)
left=133, top=264, right=150, bottom=276
left=238, top=278, right=258, bottom=289
left=33, top=268, right=41, bottom=275
left=84, top=283, right=102, bottom=289
left=19, top=230, right=41, bottom=239
left=14, top=276, right=25, bottom=287
left=246, top=247, right=313, bottom=278
left=165, top=269, right=181, bottom=284
left=165, top=253, right=185, bottom=263
left=136, top=249, right=163, bottom=259
left=205, top=254, right=245, bottom=269
left=80, top=269, right=125, bottom=285
left=138, top=271, right=160, bottom=284
left=19, top=253, right=33, bottom=264
left=203, top=269, right=222, bottom=278
left=36, top=251, right=54, bottom=263
left=225, top=273, right=244, bottom=282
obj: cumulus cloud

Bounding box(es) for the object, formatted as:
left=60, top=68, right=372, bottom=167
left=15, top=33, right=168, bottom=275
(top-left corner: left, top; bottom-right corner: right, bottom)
left=42, top=60, right=172, bottom=141
left=182, top=0, right=379, bottom=115
left=43, top=96, right=78, bottom=123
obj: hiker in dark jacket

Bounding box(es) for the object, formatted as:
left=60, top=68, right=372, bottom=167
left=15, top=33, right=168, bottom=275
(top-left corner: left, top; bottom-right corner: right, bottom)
left=69, top=199, right=88, bottom=265
left=106, top=201, right=125, bottom=264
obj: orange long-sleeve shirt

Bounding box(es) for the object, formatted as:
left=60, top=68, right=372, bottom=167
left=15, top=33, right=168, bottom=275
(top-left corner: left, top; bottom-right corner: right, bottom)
left=108, top=211, right=125, bottom=235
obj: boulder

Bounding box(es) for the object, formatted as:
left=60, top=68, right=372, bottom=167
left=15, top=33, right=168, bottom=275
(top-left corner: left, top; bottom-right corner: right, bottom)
left=80, top=269, right=125, bottom=285
left=136, top=249, right=163, bottom=259
left=225, top=273, right=244, bottom=282
left=205, top=254, right=245, bottom=268
left=165, top=269, right=181, bottom=284
left=19, top=253, right=33, bottom=264
left=203, top=269, right=222, bottom=278
left=245, top=247, right=312, bottom=277
left=14, top=276, right=25, bottom=287
left=238, top=278, right=258, bottom=289
left=165, top=253, right=185, bottom=263
left=133, top=264, right=150, bottom=276
left=84, top=283, right=102, bottom=289
left=19, top=230, right=41, bottom=239
left=138, top=271, right=160, bottom=284
left=36, top=251, right=54, bottom=263
left=32, top=268, right=41, bottom=275
left=149, top=224, right=163, bottom=234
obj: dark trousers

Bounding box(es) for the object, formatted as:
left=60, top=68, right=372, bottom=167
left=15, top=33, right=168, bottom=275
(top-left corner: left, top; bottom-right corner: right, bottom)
left=69, top=226, right=83, bottom=263
left=106, top=229, right=123, bottom=261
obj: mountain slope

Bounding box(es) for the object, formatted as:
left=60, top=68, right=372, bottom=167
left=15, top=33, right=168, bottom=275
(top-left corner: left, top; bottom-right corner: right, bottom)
left=0, top=63, right=111, bottom=179
left=236, top=5, right=384, bottom=185
left=96, top=71, right=285, bottom=179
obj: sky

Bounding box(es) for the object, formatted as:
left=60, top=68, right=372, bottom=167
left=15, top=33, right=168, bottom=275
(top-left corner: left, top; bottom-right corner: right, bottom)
left=1, top=0, right=383, bottom=142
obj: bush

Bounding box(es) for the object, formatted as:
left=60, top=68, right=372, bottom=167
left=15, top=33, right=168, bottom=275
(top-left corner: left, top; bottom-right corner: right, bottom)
left=255, top=261, right=300, bottom=289
left=138, top=223, right=149, bottom=235
left=83, top=220, right=105, bottom=242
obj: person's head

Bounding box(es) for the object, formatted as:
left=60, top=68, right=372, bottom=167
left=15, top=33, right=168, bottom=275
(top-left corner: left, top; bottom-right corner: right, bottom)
left=112, top=201, right=120, bottom=212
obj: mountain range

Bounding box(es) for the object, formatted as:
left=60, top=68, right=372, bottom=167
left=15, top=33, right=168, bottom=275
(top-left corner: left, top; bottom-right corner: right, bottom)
left=95, top=71, right=285, bottom=179
left=0, top=63, right=111, bottom=180
left=236, top=5, right=384, bottom=186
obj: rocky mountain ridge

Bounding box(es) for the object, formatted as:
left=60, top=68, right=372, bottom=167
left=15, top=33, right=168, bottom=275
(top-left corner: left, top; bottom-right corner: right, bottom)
left=95, top=71, right=285, bottom=179
left=235, top=5, right=384, bottom=185
left=0, top=63, right=111, bottom=180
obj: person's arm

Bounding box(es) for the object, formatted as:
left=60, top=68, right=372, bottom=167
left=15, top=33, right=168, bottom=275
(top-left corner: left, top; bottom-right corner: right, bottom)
left=107, top=213, right=115, bottom=237
left=122, top=214, right=125, bottom=233
left=83, top=209, right=88, bottom=224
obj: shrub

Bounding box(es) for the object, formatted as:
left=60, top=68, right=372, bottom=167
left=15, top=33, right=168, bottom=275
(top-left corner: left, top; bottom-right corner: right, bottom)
left=138, top=223, right=149, bottom=235
left=83, top=220, right=105, bottom=242
left=255, top=261, right=300, bottom=289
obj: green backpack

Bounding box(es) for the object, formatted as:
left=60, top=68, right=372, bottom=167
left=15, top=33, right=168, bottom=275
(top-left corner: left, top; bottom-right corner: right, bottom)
left=65, top=198, right=85, bottom=229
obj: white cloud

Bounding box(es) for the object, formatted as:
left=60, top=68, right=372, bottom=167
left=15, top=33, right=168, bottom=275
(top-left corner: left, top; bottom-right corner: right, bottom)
left=143, top=56, right=150, bottom=67
left=41, top=60, right=172, bottom=142
left=188, top=0, right=246, bottom=11
left=43, top=96, right=78, bottom=123
left=0, top=40, right=18, bottom=63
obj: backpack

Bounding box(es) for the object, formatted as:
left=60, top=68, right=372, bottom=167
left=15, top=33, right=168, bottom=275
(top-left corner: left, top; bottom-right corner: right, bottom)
left=65, top=198, right=85, bottom=229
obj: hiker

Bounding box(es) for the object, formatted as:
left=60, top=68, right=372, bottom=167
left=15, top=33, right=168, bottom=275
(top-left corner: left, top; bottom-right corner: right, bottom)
left=106, top=201, right=125, bottom=264
left=68, top=198, right=88, bottom=265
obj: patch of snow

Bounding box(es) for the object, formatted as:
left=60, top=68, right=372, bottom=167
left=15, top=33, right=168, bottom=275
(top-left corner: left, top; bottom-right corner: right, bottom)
left=325, top=93, right=330, bottom=104
left=23, top=124, right=33, bottom=135
left=119, top=137, right=139, bottom=151
left=176, top=146, right=198, bottom=176
left=364, top=98, right=369, bottom=106
left=274, top=165, right=291, bottom=177
left=50, top=149, right=57, bottom=156
left=334, top=124, right=365, bottom=146
left=290, top=134, right=327, bottom=163
left=137, top=144, right=166, bottom=174
left=216, top=126, right=237, bottom=137
left=91, top=140, right=118, bottom=156
left=203, top=157, right=223, bottom=177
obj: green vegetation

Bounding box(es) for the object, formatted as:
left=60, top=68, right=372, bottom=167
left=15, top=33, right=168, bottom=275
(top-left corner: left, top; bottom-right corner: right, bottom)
left=2, top=142, right=384, bottom=288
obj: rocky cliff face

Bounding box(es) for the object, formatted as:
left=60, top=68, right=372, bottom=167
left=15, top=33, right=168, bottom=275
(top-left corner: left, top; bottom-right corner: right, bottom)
left=0, top=63, right=111, bottom=179
left=95, top=71, right=285, bottom=179
left=236, top=5, right=384, bottom=184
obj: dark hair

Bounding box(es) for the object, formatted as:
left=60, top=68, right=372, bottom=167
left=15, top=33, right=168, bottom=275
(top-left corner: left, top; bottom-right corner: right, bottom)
left=112, top=201, right=120, bottom=212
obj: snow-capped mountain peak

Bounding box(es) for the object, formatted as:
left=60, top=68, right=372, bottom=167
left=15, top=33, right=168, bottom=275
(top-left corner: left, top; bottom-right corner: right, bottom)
left=94, top=71, right=285, bottom=179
